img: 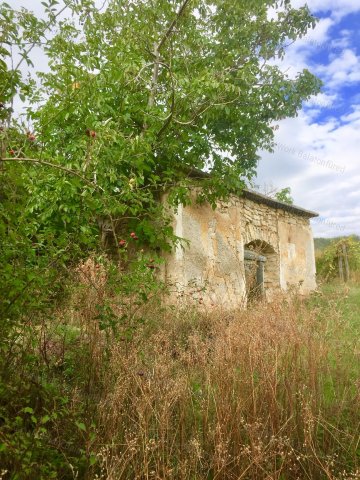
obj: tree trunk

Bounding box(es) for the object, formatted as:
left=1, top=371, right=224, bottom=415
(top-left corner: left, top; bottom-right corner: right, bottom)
left=342, top=243, right=350, bottom=282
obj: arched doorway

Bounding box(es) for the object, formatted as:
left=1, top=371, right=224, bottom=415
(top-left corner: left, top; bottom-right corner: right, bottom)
left=244, top=240, right=279, bottom=302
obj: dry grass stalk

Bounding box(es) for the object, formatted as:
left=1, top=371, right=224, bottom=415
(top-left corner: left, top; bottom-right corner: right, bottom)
left=89, top=298, right=359, bottom=480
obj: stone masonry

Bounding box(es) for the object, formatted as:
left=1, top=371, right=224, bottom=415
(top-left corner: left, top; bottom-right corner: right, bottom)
left=162, top=189, right=318, bottom=309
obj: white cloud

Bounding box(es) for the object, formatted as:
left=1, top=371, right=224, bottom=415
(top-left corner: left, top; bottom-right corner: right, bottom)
left=300, top=17, right=335, bottom=46
left=316, top=49, right=360, bottom=89
left=291, top=0, right=360, bottom=20
left=256, top=105, right=360, bottom=237
left=331, top=30, right=352, bottom=50
left=304, top=92, right=338, bottom=109
left=340, top=105, right=360, bottom=122
left=273, top=16, right=335, bottom=81
left=274, top=2, right=360, bottom=89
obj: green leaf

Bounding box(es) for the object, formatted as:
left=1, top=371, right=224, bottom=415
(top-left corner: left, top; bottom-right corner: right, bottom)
left=41, top=414, right=51, bottom=424
left=23, top=407, right=34, bottom=414
left=76, top=421, right=87, bottom=432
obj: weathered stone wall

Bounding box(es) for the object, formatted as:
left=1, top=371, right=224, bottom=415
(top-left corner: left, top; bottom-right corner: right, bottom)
left=278, top=211, right=317, bottom=294
left=163, top=192, right=316, bottom=309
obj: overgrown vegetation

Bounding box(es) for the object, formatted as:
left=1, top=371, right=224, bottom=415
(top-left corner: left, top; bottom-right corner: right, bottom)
left=315, top=236, right=360, bottom=253
left=1, top=272, right=359, bottom=479
left=275, top=186, right=294, bottom=205
left=316, top=236, right=360, bottom=282
left=2, top=1, right=358, bottom=479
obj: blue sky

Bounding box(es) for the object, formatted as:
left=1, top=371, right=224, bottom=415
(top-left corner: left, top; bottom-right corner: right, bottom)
left=256, top=0, right=360, bottom=237
left=7, top=0, right=360, bottom=238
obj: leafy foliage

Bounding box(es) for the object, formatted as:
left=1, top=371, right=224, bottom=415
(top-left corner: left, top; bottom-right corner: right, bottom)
left=316, top=236, right=360, bottom=281
left=315, top=235, right=360, bottom=252
left=2, top=0, right=321, bottom=209
left=274, top=186, right=294, bottom=204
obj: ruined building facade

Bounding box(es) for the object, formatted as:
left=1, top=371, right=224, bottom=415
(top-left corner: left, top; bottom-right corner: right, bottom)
left=162, top=189, right=318, bottom=308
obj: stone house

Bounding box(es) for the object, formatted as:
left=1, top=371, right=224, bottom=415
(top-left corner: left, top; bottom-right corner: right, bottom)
left=162, top=188, right=318, bottom=308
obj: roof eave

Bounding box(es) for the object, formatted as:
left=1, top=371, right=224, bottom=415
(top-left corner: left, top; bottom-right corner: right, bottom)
left=242, top=189, right=319, bottom=218
left=186, top=169, right=319, bottom=218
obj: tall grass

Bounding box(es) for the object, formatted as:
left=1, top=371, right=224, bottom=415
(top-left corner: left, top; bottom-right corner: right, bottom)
left=1, top=261, right=358, bottom=479
left=93, top=294, right=359, bottom=480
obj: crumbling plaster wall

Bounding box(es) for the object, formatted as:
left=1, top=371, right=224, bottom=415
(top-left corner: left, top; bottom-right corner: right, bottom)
left=277, top=211, right=317, bottom=294
left=163, top=193, right=316, bottom=308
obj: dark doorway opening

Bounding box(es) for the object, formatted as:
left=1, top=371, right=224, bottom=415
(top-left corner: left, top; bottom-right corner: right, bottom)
left=244, top=249, right=266, bottom=302
left=244, top=240, right=278, bottom=303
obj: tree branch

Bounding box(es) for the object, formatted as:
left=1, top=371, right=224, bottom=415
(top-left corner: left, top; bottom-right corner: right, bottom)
left=1, top=157, right=102, bottom=190
left=157, top=0, right=192, bottom=52
left=156, top=66, right=176, bottom=138
left=173, top=96, right=242, bottom=126
left=144, top=46, right=161, bottom=130
left=143, top=0, right=192, bottom=130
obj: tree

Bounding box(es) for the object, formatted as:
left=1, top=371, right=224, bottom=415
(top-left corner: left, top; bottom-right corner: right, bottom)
left=275, top=187, right=294, bottom=204
left=0, top=0, right=321, bottom=315
left=316, top=237, right=360, bottom=282
left=2, top=0, right=320, bottom=203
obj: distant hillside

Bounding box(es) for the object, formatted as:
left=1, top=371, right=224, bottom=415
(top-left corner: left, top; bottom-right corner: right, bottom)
left=314, top=235, right=360, bottom=252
